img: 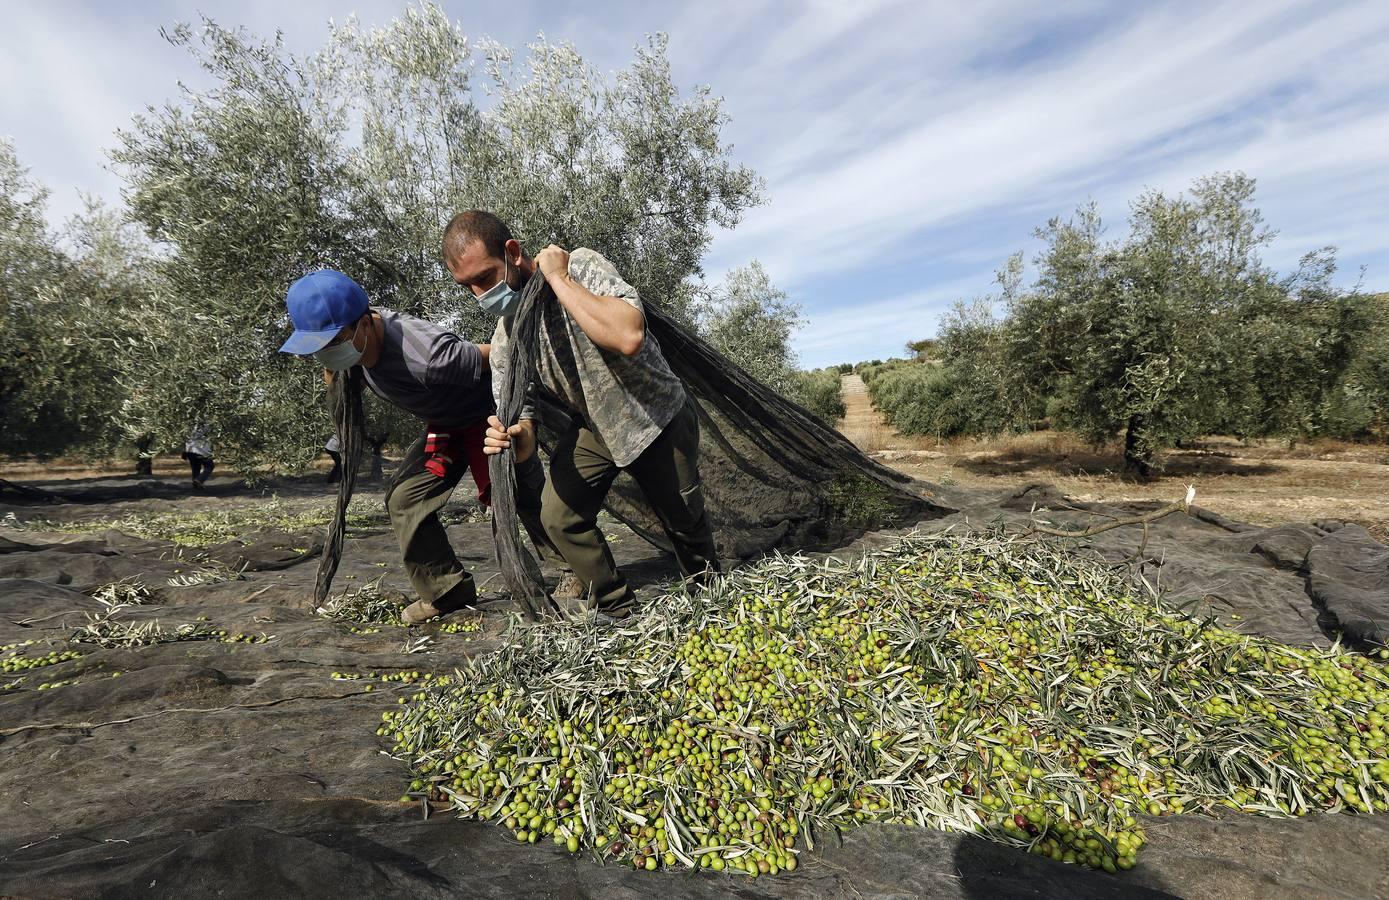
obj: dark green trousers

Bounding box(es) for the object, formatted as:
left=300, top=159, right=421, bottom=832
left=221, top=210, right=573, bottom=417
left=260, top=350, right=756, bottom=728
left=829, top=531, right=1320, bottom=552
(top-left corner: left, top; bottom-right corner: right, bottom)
left=540, top=399, right=719, bottom=615
left=385, top=430, right=559, bottom=604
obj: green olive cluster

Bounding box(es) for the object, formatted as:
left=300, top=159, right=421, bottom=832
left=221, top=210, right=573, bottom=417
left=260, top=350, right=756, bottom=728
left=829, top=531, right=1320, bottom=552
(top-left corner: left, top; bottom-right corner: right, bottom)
left=214, top=631, right=270, bottom=644
left=2, top=644, right=83, bottom=673
left=342, top=618, right=477, bottom=636
left=336, top=669, right=451, bottom=690
left=376, top=533, right=1389, bottom=877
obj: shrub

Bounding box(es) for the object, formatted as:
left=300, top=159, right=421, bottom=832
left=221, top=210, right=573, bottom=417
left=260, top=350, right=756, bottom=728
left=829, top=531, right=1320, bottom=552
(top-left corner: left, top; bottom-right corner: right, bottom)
left=786, top=368, right=847, bottom=424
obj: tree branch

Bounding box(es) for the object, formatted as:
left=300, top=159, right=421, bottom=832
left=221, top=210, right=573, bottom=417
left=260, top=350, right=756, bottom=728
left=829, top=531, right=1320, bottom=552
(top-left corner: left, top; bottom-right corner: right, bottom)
left=1019, top=485, right=1196, bottom=540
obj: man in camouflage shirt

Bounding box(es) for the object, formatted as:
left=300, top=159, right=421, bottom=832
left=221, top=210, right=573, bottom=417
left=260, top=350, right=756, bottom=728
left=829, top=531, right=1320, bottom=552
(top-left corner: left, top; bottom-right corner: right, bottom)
left=443, top=210, right=719, bottom=619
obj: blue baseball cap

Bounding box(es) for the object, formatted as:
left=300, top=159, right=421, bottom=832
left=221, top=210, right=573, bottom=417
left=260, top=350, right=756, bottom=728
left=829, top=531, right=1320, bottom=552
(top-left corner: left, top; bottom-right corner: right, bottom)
left=279, top=269, right=370, bottom=354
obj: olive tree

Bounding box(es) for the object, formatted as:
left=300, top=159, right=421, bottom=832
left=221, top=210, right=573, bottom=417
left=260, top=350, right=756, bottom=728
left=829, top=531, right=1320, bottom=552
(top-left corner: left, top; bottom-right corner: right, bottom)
left=888, top=175, right=1381, bottom=466
left=110, top=22, right=356, bottom=472
left=696, top=262, right=802, bottom=393
left=862, top=256, right=1038, bottom=440
left=1011, top=173, right=1277, bottom=476
left=1222, top=250, right=1387, bottom=442
left=111, top=6, right=763, bottom=472
left=0, top=142, right=146, bottom=460
left=0, top=139, right=69, bottom=457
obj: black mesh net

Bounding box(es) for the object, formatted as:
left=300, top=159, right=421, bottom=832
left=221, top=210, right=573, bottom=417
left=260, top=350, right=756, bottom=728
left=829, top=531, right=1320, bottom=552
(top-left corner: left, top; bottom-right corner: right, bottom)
left=490, top=273, right=954, bottom=618
left=315, top=367, right=366, bottom=607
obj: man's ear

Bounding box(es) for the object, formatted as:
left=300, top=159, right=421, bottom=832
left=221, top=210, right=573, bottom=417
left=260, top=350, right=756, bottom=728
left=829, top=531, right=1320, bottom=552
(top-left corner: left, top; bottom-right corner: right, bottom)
left=505, top=238, right=522, bottom=264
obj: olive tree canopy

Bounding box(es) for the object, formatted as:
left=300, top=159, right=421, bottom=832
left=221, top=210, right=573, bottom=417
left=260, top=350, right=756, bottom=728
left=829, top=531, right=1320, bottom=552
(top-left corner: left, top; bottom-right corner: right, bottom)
left=110, top=4, right=763, bottom=472
left=0, top=140, right=149, bottom=460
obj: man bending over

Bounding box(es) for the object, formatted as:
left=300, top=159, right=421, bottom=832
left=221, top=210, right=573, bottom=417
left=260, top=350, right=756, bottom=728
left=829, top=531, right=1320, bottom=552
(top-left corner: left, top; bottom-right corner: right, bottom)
left=442, top=210, right=719, bottom=621
left=279, top=269, right=573, bottom=624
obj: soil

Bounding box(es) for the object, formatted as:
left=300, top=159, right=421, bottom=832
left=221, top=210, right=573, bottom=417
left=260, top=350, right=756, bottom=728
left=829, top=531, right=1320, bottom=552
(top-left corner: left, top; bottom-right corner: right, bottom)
left=838, top=374, right=1389, bottom=542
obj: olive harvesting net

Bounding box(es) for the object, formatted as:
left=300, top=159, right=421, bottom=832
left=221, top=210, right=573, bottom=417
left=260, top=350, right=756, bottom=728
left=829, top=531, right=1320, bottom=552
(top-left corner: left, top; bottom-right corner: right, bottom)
left=382, top=530, right=1389, bottom=877
left=488, top=271, right=951, bottom=618
left=315, top=367, right=367, bottom=608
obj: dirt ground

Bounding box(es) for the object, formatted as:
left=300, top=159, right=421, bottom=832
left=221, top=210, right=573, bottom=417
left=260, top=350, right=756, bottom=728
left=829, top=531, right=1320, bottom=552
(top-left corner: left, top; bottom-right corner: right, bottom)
left=3, top=388, right=1389, bottom=898
left=838, top=374, right=1389, bottom=542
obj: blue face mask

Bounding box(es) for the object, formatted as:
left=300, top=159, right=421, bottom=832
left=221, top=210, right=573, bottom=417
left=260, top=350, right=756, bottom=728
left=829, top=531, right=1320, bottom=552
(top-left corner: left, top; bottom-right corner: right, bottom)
left=476, top=253, right=521, bottom=317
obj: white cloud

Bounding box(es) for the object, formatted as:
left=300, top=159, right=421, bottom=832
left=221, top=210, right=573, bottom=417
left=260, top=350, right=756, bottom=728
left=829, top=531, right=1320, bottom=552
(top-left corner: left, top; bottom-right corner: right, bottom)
left=0, top=5, right=178, bottom=223
left=3, top=1, right=1385, bottom=367
left=722, top=0, right=1387, bottom=280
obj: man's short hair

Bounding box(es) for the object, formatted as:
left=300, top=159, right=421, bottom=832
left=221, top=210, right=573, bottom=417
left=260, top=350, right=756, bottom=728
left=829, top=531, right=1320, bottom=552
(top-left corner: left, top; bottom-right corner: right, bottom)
left=443, top=210, right=513, bottom=262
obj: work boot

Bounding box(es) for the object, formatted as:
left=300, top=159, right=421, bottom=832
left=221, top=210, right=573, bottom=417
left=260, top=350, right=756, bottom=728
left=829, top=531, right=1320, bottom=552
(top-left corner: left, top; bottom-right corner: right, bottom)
left=552, top=571, right=585, bottom=602
left=592, top=588, right=636, bottom=625
left=402, top=580, right=477, bottom=625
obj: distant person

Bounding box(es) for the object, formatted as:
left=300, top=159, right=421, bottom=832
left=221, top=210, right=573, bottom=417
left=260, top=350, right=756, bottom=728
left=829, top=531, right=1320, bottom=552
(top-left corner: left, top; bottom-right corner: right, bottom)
left=182, top=423, right=214, bottom=490
left=279, top=269, right=579, bottom=624
left=443, top=210, right=719, bottom=622
left=324, top=434, right=343, bottom=484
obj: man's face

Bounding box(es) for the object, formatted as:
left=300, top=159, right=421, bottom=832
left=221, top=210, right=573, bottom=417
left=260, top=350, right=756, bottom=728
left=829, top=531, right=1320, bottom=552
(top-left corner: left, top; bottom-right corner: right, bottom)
left=321, top=314, right=369, bottom=353
left=447, top=238, right=514, bottom=297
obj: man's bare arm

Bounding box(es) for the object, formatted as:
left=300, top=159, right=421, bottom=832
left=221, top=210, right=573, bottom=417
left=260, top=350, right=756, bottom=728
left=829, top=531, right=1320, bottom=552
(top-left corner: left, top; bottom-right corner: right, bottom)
left=537, top=245, right=644, bottom=357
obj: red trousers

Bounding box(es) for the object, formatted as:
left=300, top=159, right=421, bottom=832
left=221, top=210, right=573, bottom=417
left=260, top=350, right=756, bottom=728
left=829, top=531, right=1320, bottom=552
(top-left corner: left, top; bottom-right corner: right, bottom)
left=424, top=419, right=492, bottom=507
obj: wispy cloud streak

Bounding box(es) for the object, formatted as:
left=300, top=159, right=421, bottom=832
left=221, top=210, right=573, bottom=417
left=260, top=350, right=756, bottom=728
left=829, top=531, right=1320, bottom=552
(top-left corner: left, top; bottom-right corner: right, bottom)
left=3, top=1, right=1385, bottom=367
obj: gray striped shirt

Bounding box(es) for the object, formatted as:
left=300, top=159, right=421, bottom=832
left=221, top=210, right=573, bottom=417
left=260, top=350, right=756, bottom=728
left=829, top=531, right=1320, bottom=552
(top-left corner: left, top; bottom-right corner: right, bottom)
left=362, top=307, right=491, bottom=429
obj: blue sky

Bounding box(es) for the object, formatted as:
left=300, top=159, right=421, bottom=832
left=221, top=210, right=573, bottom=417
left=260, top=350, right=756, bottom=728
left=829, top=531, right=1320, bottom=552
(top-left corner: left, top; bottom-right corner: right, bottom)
left=3, top=1, right=1388, bottom=367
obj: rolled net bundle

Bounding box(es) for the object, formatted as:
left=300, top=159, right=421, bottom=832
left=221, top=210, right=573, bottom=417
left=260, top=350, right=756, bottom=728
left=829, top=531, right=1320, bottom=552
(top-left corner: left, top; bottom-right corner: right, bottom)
left=489, top=276, right=559, bottom=619
left=315, top=367, right=367, bottom=607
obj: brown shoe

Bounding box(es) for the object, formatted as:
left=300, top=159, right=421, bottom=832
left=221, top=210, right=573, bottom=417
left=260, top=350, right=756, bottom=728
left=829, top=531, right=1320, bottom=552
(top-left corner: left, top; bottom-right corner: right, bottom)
left=551, top=571, right=586, bottom=602
left=402, top=580, right=476, bottom=625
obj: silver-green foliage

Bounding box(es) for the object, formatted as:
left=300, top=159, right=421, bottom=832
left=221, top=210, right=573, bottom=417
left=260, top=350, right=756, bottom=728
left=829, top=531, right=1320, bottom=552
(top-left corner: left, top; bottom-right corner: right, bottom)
left=1012, top=175, right=1389, bottom=465
left=875, top=173, right=1386, bottom=474
left=863, top=258, right=1037, bottom=440
left=1012, top=174, right=1277, bottom=475
left=698, top=262, right=802, bottom=394
left=695, top=261, right=847, bottom=423
left=785, top=368, right=847, bottom=425
left=0, top=140, right=149, bottom=459
left=1220, top=254, right=1388, bottom=443
left=110, top=5, right=763, bottom=472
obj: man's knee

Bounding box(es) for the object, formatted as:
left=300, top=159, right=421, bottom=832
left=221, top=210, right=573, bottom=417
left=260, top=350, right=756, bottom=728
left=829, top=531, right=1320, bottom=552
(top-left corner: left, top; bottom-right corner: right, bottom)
left=384, top=480, right=412, bottom=522
left=657, top=478, right=707, bottom=534
left=540, top=482, right=592, bottom=543
left=540, top=500, right=570, bottom=543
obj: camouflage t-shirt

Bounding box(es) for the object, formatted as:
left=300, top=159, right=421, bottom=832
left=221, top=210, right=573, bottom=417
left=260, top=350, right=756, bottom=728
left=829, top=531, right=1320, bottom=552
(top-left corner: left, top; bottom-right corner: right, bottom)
left=490, top=247, right=687, bottom=467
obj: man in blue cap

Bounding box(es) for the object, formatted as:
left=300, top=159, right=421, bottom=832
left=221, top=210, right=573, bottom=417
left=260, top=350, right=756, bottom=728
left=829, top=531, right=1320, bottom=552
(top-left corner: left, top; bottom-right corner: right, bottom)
left=280, top=269, right=576, bottom=624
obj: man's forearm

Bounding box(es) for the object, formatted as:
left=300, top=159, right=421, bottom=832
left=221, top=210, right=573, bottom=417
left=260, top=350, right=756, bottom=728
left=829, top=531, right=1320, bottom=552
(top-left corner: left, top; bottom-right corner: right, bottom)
left=548, top=273, right=645, bottom=357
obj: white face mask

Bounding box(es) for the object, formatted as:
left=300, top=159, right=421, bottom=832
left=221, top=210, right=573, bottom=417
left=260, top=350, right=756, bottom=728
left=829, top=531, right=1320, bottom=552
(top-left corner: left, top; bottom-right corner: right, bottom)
left=314, top=320, right=366, bottom=371
left=476, top=252, right=521, bottom=317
